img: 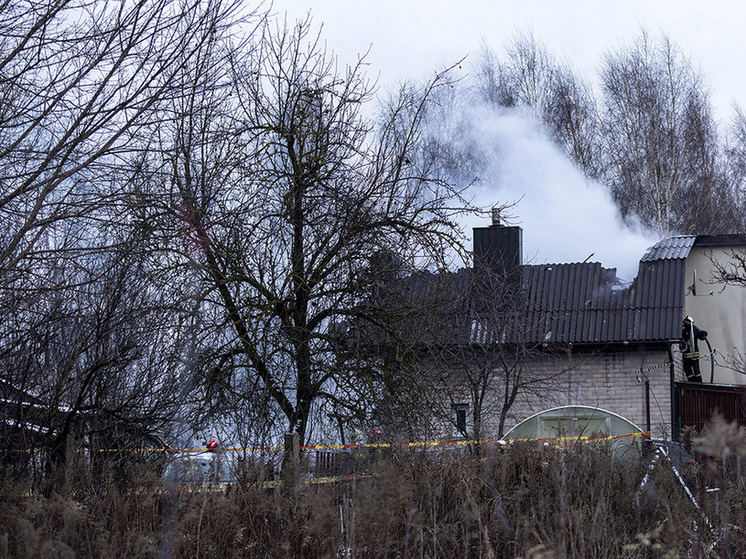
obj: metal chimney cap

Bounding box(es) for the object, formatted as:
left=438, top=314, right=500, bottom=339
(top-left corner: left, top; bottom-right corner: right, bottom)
left=491, top=207, right=501, bottom=226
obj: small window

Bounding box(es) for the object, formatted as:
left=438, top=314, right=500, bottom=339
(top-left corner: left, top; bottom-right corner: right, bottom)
left=453, top=404, right=469, bottom=437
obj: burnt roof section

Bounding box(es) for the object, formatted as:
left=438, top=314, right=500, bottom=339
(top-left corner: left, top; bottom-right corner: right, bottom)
left=512, top=235, right=711, bottom=344
left=518, top=255, right=685, bottom=345
left=499, top=233, right=746, bottom=345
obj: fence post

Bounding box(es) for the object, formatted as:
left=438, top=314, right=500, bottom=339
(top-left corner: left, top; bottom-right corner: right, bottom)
left=280, top=432, right=300, bottom=556
left=64, top=431, right=75, bottom=495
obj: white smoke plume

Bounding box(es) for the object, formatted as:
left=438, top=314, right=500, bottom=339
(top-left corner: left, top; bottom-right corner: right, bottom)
left=454, top=108, right=660, bottom=282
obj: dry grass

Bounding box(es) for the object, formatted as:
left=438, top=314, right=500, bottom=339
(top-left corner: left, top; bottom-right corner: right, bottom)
left=1, top=436, right=745, bottom=558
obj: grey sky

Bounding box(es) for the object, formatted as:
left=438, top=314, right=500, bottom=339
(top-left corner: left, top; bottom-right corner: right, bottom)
left=272, top=1, right=744, bottom=119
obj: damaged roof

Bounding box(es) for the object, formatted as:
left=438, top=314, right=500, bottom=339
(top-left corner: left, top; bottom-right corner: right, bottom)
left=383, top=235, right=740, bottom=349
left=503, top=236, right=696, bottom=345
left=519, top=255, right=684, bottom=345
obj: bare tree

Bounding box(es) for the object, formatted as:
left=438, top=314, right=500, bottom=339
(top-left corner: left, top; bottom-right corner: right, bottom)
left=0, top=0, right=247, bottom=283
left=543, top=64, right=601, bottom=177
left=475, top=31, right=600, bottom=174
left=472, top=29, right=743, bottom=235
left=0, top=235, right=187, bottom=482
left=479, top=30, right=556, bottom=110
left=385, top=263, right=568, bottom=441
left=134, top=17, right=469, bottom=445
left=722, top=106, right=746, bottom=230
left=0, top=0, right=251, bottom=481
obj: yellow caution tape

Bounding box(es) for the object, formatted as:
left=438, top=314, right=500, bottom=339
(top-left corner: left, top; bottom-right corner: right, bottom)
left=0, top=433, right=647, bottom=454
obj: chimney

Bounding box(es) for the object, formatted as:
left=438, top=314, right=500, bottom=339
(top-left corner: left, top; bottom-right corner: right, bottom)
left=491, top=207, right=501, bottom=227
left=473, top=208, right=523, bottom=282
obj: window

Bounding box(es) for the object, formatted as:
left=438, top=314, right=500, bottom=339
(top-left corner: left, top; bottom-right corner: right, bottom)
left=453, top=404, right=469, bottom=437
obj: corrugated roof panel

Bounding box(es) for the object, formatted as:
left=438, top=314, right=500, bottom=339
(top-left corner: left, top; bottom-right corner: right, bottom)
left=637, top=308, right=649, bottom=340
left=601, top=310, right=612, bottom=342
left=573, top=264, right=589, bottom=308
left=563, top=266, right=575, bottom=311
left=401, top=234, right=697, bottom=347
left=666, top=259, right=684, bottom=307
left=640, top=236, right=695, bottom=262
left=609, top=308, right=622, bottom=341
left=519, top=255, right=686, bottom=344
left=548, top=267, right=561, bottom=310
left=621, top=303, right=632, bottom=340
left=576, top=264, right=593, bottom=312
left=579, top=297, right=592, bottom=342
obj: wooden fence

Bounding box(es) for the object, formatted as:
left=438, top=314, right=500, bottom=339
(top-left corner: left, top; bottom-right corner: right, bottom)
left=674, top=381, right=746, bottom=438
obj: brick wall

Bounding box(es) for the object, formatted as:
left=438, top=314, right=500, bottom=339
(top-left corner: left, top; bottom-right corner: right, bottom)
left=496, top=349, right=673, bottom=438
left=421, top=346, right=676, bottom=441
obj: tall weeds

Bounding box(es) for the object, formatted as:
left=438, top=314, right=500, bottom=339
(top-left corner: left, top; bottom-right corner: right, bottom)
left=1, top=438, right=744, bottom=558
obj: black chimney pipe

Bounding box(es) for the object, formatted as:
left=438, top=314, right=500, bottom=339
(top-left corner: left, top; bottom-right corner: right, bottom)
left=473, top=212, right=522, bottom=282
left=472, top=210, right=523, bottom=315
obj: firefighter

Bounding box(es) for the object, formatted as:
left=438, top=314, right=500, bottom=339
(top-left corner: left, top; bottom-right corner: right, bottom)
left=681, top=316, right=707, bottom=382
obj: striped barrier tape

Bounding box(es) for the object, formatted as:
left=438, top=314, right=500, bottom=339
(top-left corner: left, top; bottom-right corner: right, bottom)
left=0, top=432, right=647, bottom=454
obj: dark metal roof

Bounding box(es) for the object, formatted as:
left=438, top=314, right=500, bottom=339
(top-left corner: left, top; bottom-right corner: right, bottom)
left=383, top=235, right=700, bottom=348
left=373, top=269, right=472, bottom=346
left=693, top=234, right=746, bottom=248
left=516, top=255, right=686, bottom=345
left=640, top=236, right=695, bottom=262
left=470, top=234, right=694, bottom=346
left=510, top=235, right=715, bottom=344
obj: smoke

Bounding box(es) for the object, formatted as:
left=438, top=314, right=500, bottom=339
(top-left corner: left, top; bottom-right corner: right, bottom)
left=452, top=108, right=660, bottom=282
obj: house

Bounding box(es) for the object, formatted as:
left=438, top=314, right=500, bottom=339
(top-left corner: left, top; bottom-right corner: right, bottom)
left=398, top=214, right=746, bottom=441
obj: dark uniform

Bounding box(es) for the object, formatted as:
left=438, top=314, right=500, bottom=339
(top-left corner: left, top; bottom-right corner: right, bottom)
left=681, top=316, right=707, bottom=382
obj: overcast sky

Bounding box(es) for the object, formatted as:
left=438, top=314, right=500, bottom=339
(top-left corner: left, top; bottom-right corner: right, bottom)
left=268, top=1, right=746, bottom=279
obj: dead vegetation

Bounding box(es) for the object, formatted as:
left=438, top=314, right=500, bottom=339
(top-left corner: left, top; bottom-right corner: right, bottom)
left=1, top=434, right=746, bottom=558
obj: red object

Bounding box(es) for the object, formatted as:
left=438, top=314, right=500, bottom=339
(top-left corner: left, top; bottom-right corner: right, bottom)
left=368, top=427, right=383, bottom=440
left=207, top=439, right=218, bottom=451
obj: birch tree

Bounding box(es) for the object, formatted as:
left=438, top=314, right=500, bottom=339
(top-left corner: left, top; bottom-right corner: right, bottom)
left=475, top=31, right=600, bottom=174
left=598, top=31, right=735, bottom=235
